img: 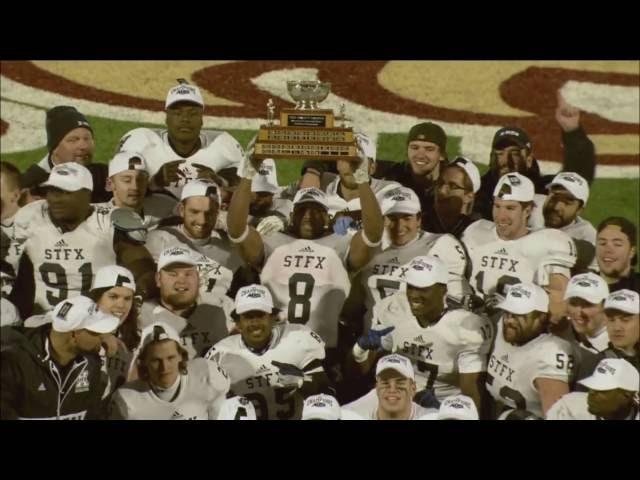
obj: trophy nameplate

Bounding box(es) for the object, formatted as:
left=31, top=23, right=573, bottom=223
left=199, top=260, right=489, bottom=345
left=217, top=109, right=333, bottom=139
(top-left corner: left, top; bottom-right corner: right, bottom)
left=254, top=81, right=358, bottom=161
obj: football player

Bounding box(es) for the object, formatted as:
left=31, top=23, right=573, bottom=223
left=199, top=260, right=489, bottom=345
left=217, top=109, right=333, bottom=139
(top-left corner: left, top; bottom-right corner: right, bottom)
left=205, top=284, right=330, bottom=420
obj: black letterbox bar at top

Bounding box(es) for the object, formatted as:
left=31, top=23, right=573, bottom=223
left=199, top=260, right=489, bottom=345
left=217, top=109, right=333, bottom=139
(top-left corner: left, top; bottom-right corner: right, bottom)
left=287, top=115, right=327, bottom=127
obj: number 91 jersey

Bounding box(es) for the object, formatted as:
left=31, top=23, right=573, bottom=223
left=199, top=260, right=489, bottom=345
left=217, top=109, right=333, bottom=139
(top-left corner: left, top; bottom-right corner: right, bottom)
left=14, top=200, right=116, bottom=313
left=205, top=323, right=326, bottom=420
left=487, top=318, right=574, bottom=418
left=372, top=291, right=494, bottom=401
left=462, top=220, right=576, bottom=298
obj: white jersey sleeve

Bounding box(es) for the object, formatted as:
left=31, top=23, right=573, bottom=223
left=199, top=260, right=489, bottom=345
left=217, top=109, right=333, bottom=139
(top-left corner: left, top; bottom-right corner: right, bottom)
left=455, top=311, right=494, bottom=374
left=545, top=392, right=594, bottom=420
left=426, top=233, right=471, bottom=301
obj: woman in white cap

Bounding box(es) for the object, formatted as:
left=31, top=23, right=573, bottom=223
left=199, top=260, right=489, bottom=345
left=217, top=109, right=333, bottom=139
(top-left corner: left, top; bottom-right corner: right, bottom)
left=86, top=265, right=140, bottom=390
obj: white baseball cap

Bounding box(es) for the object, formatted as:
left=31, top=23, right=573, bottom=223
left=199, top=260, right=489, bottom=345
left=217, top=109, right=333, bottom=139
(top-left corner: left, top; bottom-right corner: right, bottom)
left=563, top=272, right=609, bottom=304
left=578, top=358, right=639, bottom=393
left=41, top=162, right=93, bottom=192
left=376, top=354, right=415, bottom=381
left=252, top=159, right=280, bottom=194
left=437, top=394, right=479, bottom=420
left=51, top=296, right=119, bottom=334
left=498, top=282, right=549, bottom=315
left=292, top=187, right=329, bottom=211
left=355, top=132, right=377, bottom=161
left=180, top=178, right=220, bottom=203
left=165, top=80, right=204, bottom=109
left=449, top=156, right=481, bottom=193
left=547, top=172, right=589, bottom=204
left=302, top=394, right=342, bottom=421
left=493, top=173, right=534, bottom=202
left=157, top=246, right=198, bottom=271
left=216, top=396, right=257, bottom=420
left=604, top=289, right=639, bottom=315
left=380, top=186, right=421, bottom=216
left=401, top=255, right=448, bottom=288
left=234, top=284, right=274, bottom=315
left=139, top=321, right=181, bottom=351
left=108, top=151, right=149, bottom=178
left=91, top=265, right=136, bottom=293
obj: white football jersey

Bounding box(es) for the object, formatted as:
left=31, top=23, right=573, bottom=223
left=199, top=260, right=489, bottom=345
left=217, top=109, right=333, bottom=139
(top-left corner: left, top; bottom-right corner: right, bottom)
left=146, top=225, right=244, bottom=274
left=545, top=392, right=594, bottom=420
left=110, top=358, right=230, bottom=420
left=0, top=297, right=21, bottom=327
left=14, top=201, right=117, bottom=313
left=487, top=318, right=573, bottom=418
left=139, top=300, right=230, bottom=359
left=342, top=388, right=437, bottom=420
left=205, top=323, right=326, bottom=420
left=261, top=235, right=352, bottom=348
left=360, top=230, right=470, bottom=329
left=372, top=292, right=493, bottom=400
left=117, top=128, right=244, bottom=199
left=462, top=220, right=577, bottom=299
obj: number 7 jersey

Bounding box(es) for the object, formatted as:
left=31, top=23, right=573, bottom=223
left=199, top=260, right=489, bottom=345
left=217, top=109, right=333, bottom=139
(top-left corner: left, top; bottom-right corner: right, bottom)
left=372, top=291, right=494, bottom=401
left=13, top=200, right=117, bottom=312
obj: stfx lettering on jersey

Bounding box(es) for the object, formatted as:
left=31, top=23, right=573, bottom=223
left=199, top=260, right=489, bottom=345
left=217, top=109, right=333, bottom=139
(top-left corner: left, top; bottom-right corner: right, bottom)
left=488, top=355, right=515, bottom=382
left=480, top=256, right=518, bottom=272
left=283, top=255, right=326, bottom=269
left=372, top=265, right=409, bottom=276
left=402, top=341, right=434, bottom=360
left=44, top=248, right=85, bottom=261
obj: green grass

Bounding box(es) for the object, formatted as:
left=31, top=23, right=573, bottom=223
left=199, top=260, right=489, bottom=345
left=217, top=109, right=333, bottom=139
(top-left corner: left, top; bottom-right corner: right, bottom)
left=3, top=113, right=638, bottom=236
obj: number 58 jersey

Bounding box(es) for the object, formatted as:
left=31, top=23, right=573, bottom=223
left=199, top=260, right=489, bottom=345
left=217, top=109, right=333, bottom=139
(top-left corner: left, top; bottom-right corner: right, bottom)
left=372, top=291, right=494, bottom=401
left=487, top=319, right=573, bottom=418
left=14, top=201, right=116, bottom=313
left=462, top=220, right=577, bottom=298
left=205, top=323, right=326, bottom=420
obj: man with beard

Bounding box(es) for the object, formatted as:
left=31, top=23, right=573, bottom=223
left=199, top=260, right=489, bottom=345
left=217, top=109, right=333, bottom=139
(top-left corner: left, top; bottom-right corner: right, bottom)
left=474, top=94, right=595, bottom=221
left=138, top=246, right=229, bottom=360
left=145, top=178, right=241, bottom=301
left=20, top=106, right=110, bottom=204
left=117, top=79, right=243, bottom=201
left=1, top=295, right=118, bottom=420
left=487, top=282, right=573, bottom=419
left=422, top=156, right=482, bottom=238
left=547, top=358, right=639, bottom=420
left=595, top=217, right=639, bottom=293
left=205, top=284, right=331, bottom=420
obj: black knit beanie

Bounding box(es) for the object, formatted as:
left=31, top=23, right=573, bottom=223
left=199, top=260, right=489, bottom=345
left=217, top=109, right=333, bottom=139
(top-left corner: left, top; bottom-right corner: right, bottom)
left=407, top=122, right=447, bottom=153
left=46, top=106, right=93, bottom=152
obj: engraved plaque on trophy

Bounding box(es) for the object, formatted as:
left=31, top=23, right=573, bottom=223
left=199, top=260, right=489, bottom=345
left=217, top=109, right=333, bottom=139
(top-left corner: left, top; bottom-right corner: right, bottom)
left=254, top=81, right=358, bottom=161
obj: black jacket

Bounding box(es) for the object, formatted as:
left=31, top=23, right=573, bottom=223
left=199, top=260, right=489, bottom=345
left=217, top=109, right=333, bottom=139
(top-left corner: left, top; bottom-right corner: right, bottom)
left=608, top=272, right=640, bottom=294
left=20, top=154, right=111, bottom=204
left=0, top=325, right=109, bottom=420
left=475, top=127, right=596, bottom=220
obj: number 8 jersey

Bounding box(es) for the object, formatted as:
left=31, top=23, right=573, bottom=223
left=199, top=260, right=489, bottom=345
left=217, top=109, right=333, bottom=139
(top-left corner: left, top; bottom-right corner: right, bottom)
left=487, top=318, right=573, bottom=418
left=14, top=200, right=117, bottom=313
